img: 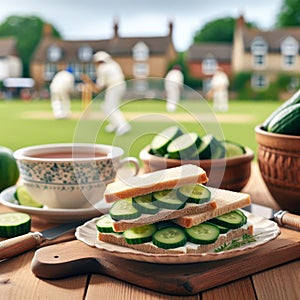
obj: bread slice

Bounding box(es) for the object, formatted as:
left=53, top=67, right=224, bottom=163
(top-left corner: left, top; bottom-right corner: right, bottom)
left=98, top=224, right=254, bottom=255
left=173, top=188, right=251, bottom=228
left=104, top=164, right=208, bottom=203
left=111, top=200, right=217, bottom=232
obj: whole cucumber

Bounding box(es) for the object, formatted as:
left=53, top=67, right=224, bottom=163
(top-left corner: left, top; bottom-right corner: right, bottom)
left=262, top=89, right=300, bottom=130
left=267, top=103, right=300, bottom=135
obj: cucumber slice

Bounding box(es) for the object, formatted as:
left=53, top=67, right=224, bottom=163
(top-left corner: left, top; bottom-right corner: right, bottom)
left=96, top=215, right=115, bottom=233
left=221, top=140, right=246, bottom=158
left=235, top=209, right=248, bottom=225
left=109, top=198, right=141, bottom=221
left=153, top=226, right=187, bottom=249
left=210, top=210, right=246, bottom=229
left=167, top=132, right=201, bottom=160
left=206, top=221, right=230, bottom=234
left=150, top=126, right=183, bottom=156
left=192, top=134, right=225, bottom=160
left=0, top=212, right=31, bottom=237
left=132, top=193, right=160, bottom=215
left=152, top=189, right=186, bottom=210
left=123, top=224, right=157, bottom=244
left=15, top=186, right=43, bottom=208
left=177, top=184, right=211, bottom=204
left=185, top=222, right=220, bottom=244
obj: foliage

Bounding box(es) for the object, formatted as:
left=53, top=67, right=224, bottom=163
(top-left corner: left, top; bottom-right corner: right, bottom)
left=0, top=15, right=61, bottom=77
left=276, top=0, right=300, bottom=27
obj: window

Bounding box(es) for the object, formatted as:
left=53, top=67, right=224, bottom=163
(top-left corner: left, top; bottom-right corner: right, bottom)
left=47, top=45, right=62, bottom=62
left=251, top=74, right=268, bottom=89
left=133, top=63, right=149, bottom=78
left=202, top=58, right=217, bottom=75
left=44, top=63, right=57, bottom=80
left=132, top=42, right=149, bottom=61
left=281, top=36, right=298, bottom=69
left=78, top=45, right=93, bottom=62
left=251, top=37, right=268, bottom=69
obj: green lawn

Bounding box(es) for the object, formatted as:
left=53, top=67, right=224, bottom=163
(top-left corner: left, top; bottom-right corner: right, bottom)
left=0, top=98, right=281, bottom=161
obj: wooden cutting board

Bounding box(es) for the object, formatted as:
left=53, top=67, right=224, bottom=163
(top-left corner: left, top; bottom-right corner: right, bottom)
left=31, top=227, right=300, bottom=296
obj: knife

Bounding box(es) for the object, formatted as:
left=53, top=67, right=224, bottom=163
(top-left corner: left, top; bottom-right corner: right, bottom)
left=0, top=220, right=85, bottom=261
left=246, top=204, right=300, bottom=231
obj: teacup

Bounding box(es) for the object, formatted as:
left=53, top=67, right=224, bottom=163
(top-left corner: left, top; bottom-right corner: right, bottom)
left=13, top=143, right=139, bottom=209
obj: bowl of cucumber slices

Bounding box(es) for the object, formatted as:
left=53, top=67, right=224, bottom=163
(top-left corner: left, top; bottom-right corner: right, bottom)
left=255, top=90, right=300, bottom=213
left=140, top=126, right=254, bottom=192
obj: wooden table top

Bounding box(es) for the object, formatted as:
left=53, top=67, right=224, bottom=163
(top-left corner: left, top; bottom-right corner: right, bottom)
left=1, top=163, right=300, bottom=300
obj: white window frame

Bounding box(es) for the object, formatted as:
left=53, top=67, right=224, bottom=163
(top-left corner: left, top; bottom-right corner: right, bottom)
left=78, top=45, right=93, bottom=62
left=202, top=57, right=217, bottom=75
left=132, top=42, right=149, bottom=61
left=47, top=45, right=62, bottom=62
left=251, top=73, right=268, bottom=89
left=133, top=62, right=149, bottom=78
left=251, top=37, right=268, bottom=69
left=281, top=36, right=299, bottom=70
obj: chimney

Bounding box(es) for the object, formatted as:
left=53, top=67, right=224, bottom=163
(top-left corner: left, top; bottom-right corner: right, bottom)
left=168, top=20, right=173, bottom=37
left=236, top=14, right=245, bottom=28
left=113, top=18, right=119, bottom=38
left=43, top=23, right=53, bottom=37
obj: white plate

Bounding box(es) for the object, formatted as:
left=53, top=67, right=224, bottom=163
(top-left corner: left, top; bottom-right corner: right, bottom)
left=75, top=211, right=280, bottom=264
left=0, top=186, right=112, bottom=223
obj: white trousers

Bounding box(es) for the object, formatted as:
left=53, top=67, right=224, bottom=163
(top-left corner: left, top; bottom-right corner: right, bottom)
left=51, top=91, right=71, bottom=119
left=101, top=82, right=129, bottom=129
left=165, top=83, right=181, bottom=112
left=213, top=89, right=228, bottom=112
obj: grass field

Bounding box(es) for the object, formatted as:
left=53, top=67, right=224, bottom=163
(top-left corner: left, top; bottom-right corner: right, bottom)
left=0, top=98, right=281, bottom=161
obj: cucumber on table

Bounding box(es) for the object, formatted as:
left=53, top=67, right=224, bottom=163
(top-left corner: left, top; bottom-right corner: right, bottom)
left=0, top=212, right=31, bottom=237
left=152, top=226, right=187, bottom=249
left=150, top=126, right=183, bottom=156
left=167, top=132, right=201, bottom=159
left=177, top=184, right=211, bottom=204
left=267, top=103, right=300, bottom=135
left=185, top=222, right=220, bottom=244
left=123, top=224, right=157, bottom=244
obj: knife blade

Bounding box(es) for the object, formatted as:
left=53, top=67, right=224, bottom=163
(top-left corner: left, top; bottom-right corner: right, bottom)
left=0, top=220, right=85, bottom=261
left=246, top=203, right=300, bottom=231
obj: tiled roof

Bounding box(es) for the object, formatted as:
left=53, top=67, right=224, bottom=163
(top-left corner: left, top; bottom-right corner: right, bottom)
left=32, top=35, right=173, bottom=61
left=242, top=27, right=300, bottom=52
left=0, top=37, right=17, bottom=56
left=186, top=43, right=232, bottom=62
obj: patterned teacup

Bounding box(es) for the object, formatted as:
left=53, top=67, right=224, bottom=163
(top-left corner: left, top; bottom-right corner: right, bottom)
left=13, top=143, right=139, bottom=209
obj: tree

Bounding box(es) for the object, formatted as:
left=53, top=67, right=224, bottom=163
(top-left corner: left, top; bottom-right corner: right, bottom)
left=276, top=0, right=300, bottom=27
left=193, top=17, right=236, bottom=43
left=0, top=15, right=61, bottom=77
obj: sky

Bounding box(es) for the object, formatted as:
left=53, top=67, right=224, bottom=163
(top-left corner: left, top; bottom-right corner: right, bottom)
left=0, top=0, right=283, bottom=51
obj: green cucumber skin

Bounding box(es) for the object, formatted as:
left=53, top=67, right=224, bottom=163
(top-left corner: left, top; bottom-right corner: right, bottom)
left=210, top=211, right=246, bottom=229
left=152, top=226, right=187, bottom=249
left=262, top=89, right=300, bottom=130
left=109, top=199, right=141, bottom=221
left=267, top=103, right=300, bottom=135
left=124, top=224, right=157, bottom=245
left=132, top=194, right=160, bottom=215
left=185, top=223, right=220, bottom=245
left=177, top=184, right=211, bottom=204
left=0, top=212, right=31, bottom=238
left=96, top=215, right=115, bottom=233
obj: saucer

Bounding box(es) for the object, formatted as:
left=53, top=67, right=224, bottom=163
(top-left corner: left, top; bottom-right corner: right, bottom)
left=0, top=186, right=112, bottom=223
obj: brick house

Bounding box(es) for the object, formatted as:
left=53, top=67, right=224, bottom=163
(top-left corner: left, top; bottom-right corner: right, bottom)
left=30, top=21, right=177, bottom=91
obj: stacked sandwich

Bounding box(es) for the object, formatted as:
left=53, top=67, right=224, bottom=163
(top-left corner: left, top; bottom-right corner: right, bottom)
left=96, top=164, right=253, bottom=254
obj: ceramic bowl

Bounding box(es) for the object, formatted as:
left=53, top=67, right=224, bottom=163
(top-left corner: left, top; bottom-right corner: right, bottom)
left=139, top=146, right=254, bottom=191
left=255, top=125, right=300, bottom=214
left=13, top=143, right=139, bottom=209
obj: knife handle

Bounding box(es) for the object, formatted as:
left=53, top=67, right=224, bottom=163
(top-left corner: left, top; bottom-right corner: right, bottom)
left=281, top=212, right=300, bottom=231
left=0, top=232, right=44, bottom=261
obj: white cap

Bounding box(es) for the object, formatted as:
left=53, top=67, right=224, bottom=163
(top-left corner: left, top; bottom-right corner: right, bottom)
left=93, top=51, right=111, bottom=63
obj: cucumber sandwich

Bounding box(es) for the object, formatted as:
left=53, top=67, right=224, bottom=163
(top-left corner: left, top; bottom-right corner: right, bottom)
left=96, top=165, right=254, bottom=254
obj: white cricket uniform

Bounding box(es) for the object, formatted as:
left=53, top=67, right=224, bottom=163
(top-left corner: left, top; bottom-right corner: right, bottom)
left=165, top=69, right=184, bottom=112
left=210, top=71, right=229, bottom=112
left=50, top=70, right=74, bottom=119
left=95, top=59, right=130, bottom=134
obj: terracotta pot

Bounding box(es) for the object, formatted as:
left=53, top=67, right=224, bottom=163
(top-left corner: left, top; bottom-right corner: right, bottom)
left=139, top=146, right=254, bottom=192
left=255, top=125, right=300, bottom=214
